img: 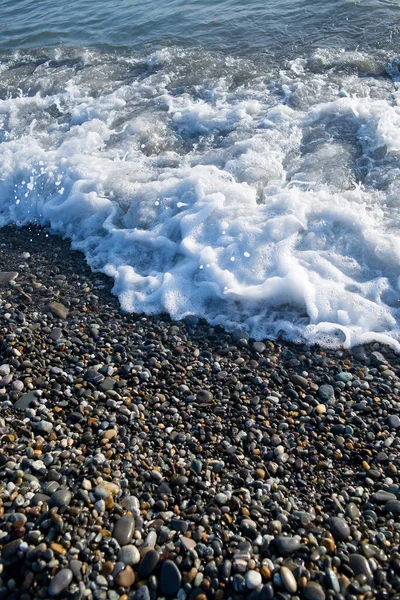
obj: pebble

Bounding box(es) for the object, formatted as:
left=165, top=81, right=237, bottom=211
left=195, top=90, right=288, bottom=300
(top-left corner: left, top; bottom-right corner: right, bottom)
left=133, top=587, right=150, bottom=600
left=0, top=271, right=18, bottom=285
left=318, top=384, right=335, bottom=401
left=48, top=569, right=73, bottom=596
left=303, top=582, right=326, bottom=600
left=325, top=568, right=340, bottom=593
left=14, top=391, right=37, bottom=410
left=33, top=420, right=53, bottom=434
left=291, top=374, right=308, bottom=389
left=160, top=560, right=182, bottom=596
left=349, top=553, right=373, bottom=584
left=245, top=570, right=262, bottom=589
left=385, top=499, right=400, bottom=514
left=49, top=489, right=72, bottom=508
left=138, top=549, right=159, bottom=577
left=113, top=516, right=136, bottom=546
left=47, top=301, right=69, bottom=320
left=388, top=414, right=400, bottom=429
left=115, top=566, right=135, bottom=588
left=253, top=342, right=266, bottom=353
left=275, top=536, right=301, bottom=556
left=196, top=389, right=213, bottom=403
left=49, top=327, right=63, bottom=341
left=181, top=536, right=197, bottom=551
left=371, top=490, right=396, bottom=503
left=280, top=566, right=297, bottom=593
left=2, top=539, right=21, bottom=559
left=345, top=502, right=360, bottom=520
left=329, top=516, right=350, bottom=541
left=118, top=545, right=140, bottom=565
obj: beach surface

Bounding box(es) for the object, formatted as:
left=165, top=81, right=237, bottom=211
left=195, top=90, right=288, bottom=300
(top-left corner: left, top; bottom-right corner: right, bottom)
left=1, top=225, right=400, bottom=599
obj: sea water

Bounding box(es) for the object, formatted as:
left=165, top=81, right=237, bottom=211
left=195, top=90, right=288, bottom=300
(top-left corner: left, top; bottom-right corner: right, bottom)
left=1, top=0, right=400, bottom=348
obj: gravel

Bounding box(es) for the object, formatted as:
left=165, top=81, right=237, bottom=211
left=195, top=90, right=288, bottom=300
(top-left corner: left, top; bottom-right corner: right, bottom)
left=1, top=225, right=400, bottom=600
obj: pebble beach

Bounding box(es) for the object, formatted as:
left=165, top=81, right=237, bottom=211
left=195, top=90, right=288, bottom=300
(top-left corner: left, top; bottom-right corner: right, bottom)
left=0, top=226, right=399, bottom=600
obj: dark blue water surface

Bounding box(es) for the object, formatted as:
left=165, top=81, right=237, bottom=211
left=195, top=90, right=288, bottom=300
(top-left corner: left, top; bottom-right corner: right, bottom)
left=2, top=0, right=400, bottom=57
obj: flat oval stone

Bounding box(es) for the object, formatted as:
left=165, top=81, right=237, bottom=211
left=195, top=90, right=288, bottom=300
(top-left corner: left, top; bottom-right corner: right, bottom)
left=145, top=531, right=157, bottom=547
left=113, top=516, right=135, bottom=546
left=0, top=271, right=18, bottom=285
left=291, top=374, right=308, bottom=389
left=133, top=586, right=151, bottom=600
left=160, top=560, right=182, bottom=596
left=69, top=560, right=82, bottom=579
left=275, top=536, right=301, bottom=556
left=349, top=553, right=373, bottom=584
left=181, top=536, right=197, bottom=552
left=171, top=518, right=188, bottom=533
left=47, top=301, right=69, bottom=320
left=280, top=566, right=297, bottom=593
left=196, top=390, right=213, bottom=404
left=49, top=489, right=72, bottom=508
left=245, top=570, right=262, bottom=590
left=2, top=539, right=21, bottom=559
left=388, top=415, right=400, bottom=429
left=372, top=490, right=396, bottom=503
left=329, top=517, right=350, bottom=541
left=48, top=569, right=73, bottom=596
left=318, top=384, right=335, bottom=401
left=385, top=500, right=400, bottom=515
left=345, top=502, right=360, bottom=520
left=138, top=549, right=159, bottom=578
left=115, top=565, right=135, bottom=588
left=325, top=568, right=340, bottom=593
left=85, top=367, right=104, bottom=384
left=303, top=582, right=326, bottom=600
left=118, top=545, right=140, bottom=565
left=50, top=327, right=63, bottom=341
left=252, top=342, right=266, bottom=353
left=33, top=420, right=53, bottom=434
left=31, top=493, right=51, bottom=506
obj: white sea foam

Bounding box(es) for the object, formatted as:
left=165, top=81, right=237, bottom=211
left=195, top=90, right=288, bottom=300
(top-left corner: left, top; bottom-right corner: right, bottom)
left=1, top=47, right=400, bottom=348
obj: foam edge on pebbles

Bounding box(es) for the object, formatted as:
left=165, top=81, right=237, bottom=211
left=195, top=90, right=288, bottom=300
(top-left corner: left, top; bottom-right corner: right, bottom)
left=0, top=225, right=400, bottom=600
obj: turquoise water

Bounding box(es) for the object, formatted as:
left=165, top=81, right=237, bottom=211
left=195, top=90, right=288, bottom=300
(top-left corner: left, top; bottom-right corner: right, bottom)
left=2, top=0, right=400, bottom=57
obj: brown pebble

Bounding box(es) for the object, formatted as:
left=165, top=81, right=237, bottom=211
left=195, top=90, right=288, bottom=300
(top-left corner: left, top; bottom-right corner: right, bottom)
left=104, top=429, right=117, bottom=440
left=115, top=566, right=135, bottom=588
left=51, top=543, right=67, bottom=556
left=183, top=568, right=198, bottom=585
left=299, top=576, right=308, bottom=589
left=101, top=561, right=114, bottom=576
left=255, top=468, right=266, bottom=480
left=105, top=495, right=114, bottom=510
left=96, top=529, right=109, bottom=539
left=202, top=577, right=211, bottom=591
left=261, top=565, right=271, bottom=580
left=321, top=537, right=335, bottom=553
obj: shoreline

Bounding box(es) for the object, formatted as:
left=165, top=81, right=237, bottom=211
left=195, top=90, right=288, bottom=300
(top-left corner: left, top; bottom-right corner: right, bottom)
left=1, top=224, right=400, bottom=600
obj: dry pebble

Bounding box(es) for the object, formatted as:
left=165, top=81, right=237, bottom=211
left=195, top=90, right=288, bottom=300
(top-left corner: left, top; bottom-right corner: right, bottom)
left=1, top=226, right=400, bottom=600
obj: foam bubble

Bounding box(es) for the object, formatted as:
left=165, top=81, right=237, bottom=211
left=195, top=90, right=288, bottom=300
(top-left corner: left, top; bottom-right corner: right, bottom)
left=1, top=46, right=400, bottom=349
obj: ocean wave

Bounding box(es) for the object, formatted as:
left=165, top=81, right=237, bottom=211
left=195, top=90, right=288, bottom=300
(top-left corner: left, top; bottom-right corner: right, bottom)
left=1, top=46, right=400, bottom=348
